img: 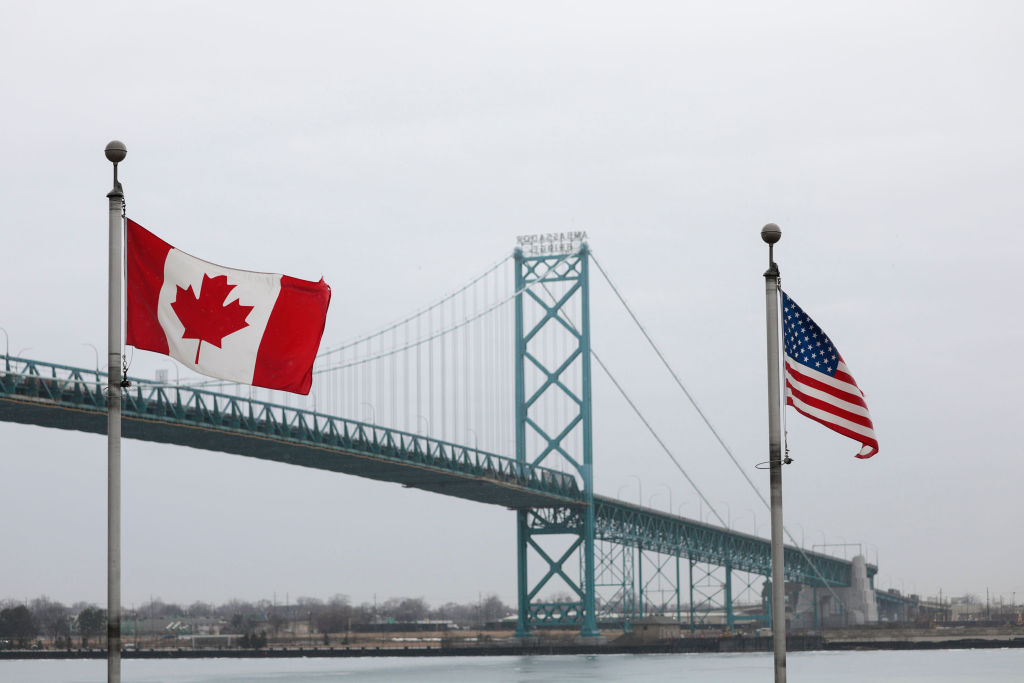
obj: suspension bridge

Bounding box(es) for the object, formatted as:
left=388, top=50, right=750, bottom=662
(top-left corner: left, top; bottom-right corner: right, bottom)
left=0, top=235, right=878, bottom=635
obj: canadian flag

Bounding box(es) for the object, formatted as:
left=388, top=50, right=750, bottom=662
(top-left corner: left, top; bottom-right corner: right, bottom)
left=126, top=219, right=331, bottom=395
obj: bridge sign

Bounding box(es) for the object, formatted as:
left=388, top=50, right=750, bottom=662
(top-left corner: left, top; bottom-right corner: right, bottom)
left=516, top=231, right=587, bottom=256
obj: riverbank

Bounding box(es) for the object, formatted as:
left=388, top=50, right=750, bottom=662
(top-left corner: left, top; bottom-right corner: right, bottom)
left=0, top=636, right=820, bottom=659
left=821, top=624, right=1024, bottom=650
left=5, top=629, right=1024, bottom=659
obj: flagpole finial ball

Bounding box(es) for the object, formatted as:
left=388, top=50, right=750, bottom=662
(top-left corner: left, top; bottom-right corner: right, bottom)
left=105, top=140, right=127, bottom=164
left=761, top=223, right=782, bottom=245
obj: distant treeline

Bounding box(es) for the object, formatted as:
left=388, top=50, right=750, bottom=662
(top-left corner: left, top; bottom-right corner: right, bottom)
left=0, top=593, right=513, bottom=648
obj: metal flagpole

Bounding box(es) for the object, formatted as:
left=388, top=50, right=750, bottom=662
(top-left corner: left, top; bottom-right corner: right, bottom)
left=761, top=223, right=787, bottom=683
left=105, top=140, right=127, bottom=683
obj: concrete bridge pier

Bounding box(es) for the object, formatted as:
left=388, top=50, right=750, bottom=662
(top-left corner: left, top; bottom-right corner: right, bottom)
left=793, top=555, right=878, bottom=628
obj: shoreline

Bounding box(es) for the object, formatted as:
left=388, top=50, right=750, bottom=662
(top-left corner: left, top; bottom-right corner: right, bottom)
left=5, top=634, right=1024, bottom=660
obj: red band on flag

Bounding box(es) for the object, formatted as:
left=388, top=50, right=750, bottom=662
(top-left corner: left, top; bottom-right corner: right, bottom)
left=785, top=377, right=875, bottom=430
left=784, top=361, right=870, bottom=413
left=786, top=392, right=879, bottom=459
left=126, top=219, right=173, bottom=354
left=253, top=276, right=332, bottom=395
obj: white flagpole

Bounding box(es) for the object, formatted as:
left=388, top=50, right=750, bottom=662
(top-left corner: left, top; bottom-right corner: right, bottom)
left=105, top=140, right=126, bottom=683
left=761, top=223, right=787, bottom=682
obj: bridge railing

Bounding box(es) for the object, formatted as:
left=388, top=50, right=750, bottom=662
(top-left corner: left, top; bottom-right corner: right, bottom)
left=0, top=356, right=582, bottom=502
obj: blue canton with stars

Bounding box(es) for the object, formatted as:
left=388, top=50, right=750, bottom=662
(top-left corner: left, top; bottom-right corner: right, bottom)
left=782, top=292, right=840, bottom=375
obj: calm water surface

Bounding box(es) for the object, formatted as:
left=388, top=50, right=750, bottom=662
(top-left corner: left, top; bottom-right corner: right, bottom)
left=2, top=649, right=1022, bottom=682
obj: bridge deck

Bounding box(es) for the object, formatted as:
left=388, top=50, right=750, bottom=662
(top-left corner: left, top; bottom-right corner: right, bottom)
left=0, top=359, right=581, bottom=509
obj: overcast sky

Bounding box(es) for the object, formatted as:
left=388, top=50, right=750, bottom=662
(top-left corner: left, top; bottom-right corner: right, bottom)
left=2, top=1, right=1022, bottom=610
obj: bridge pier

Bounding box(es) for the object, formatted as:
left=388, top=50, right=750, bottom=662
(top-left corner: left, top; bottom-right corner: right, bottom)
left=725, top=563, right=734, bottom=632
left=514, top=509, right=531, bottom=638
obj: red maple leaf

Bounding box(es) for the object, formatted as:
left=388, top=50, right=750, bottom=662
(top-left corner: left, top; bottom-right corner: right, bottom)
left=170, top=274, right=254, bottom=364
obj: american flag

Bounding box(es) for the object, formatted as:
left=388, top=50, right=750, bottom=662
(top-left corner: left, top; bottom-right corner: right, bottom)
left=782, top=292, right=878, bottom=459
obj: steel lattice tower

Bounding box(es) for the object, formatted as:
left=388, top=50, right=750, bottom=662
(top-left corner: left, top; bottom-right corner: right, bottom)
left=513, top=240, right=599, bottom=637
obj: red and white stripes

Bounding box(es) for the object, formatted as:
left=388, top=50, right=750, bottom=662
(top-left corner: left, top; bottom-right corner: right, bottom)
left=785, top=356, right=878, bottom=459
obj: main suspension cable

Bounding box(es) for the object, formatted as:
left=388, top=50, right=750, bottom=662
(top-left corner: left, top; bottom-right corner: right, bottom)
left=313, top=252, right=576, bottom=374
left=317, top=254, right=510, bottom=357
left=590, top=251, right=849, bottom=606
left=534, top=280, right=728, bottom=528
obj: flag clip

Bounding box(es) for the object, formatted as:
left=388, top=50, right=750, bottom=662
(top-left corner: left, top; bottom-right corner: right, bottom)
left=120, top=354, right=131, bottom=389
left=755, top=457, right=793, bottom=470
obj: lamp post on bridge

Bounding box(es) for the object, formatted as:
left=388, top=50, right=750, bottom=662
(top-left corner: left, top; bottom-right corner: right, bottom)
left=163, top=363, right=180, bottom=384
left=360, top=401, right=375, bottom=425
left=791, top=523, right=806, bottom=548
left=628, top=474, right=643, bottom=506
left=742, top=507, right=758, bottom=536
left=718, top=500, right=732, bottom=529
left=1, top=327, right=8, bottom=371
left=657, top=484, right=673, bottom=513
left=83, top=343, right=101, bottom=376
left=416, top=414, right=430, bottom=438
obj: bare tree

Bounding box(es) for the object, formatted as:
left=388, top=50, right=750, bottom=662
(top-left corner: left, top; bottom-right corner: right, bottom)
left=76, top=606, right=105, bottom=648
left=29, top=596, right=70, bottom=642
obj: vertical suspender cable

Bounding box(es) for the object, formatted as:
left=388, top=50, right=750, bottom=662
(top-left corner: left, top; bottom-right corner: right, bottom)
left=359, top=340, right=366, bottom=421
left=349, top=345, right=356, bottom=422
left=378, top=334, right=384, bottom=425
left=416, top=312, right=423, bottom=435
left=403, top=320, right=409, bottom=431
left=483, top=272, right=491, bottom=452
left=452, top=296, right=458, bottom=443
left=478, top=274, right=484, bottom=451
left=455, top=292, right=462, bottom=444
left=505, top=291, right=511, bottom=455
left=462, top=290, right=470, bottom=448
left=491, top=270, right=498, bottom=453
left=493, top=272, right=501, bottom=453
left=429, top=305, right=435, bottom=440
left=440, top=298, right=447, bottom=441
left=391, top=327, right=397, bottom=428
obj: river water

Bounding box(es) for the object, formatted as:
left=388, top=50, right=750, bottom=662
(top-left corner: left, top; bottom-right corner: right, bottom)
left=2, top=649, right=1023, bottom=682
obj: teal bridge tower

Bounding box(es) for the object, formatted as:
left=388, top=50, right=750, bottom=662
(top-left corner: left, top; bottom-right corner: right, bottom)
left=514, top=238, right=599, bottom=637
